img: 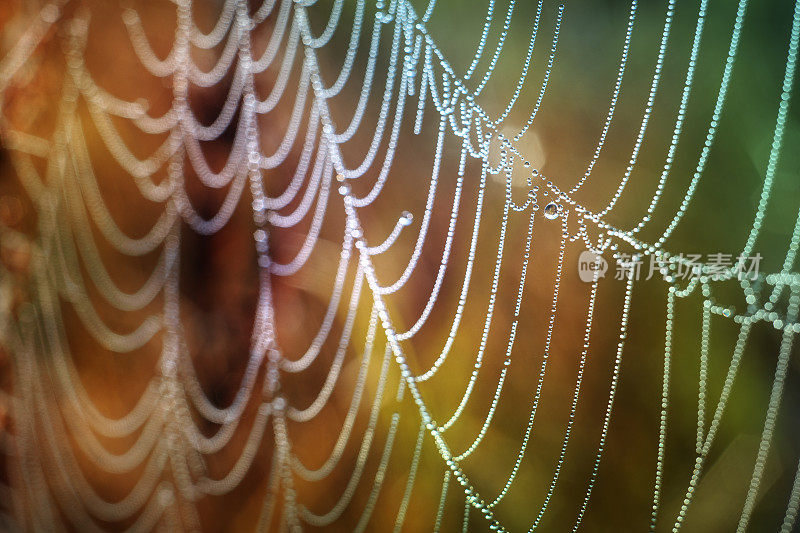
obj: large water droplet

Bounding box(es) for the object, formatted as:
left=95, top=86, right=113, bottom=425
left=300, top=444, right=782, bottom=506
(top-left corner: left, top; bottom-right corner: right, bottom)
left=400, top=211, right=413, bottom=226
left=543, top=202, right=560, bottom=220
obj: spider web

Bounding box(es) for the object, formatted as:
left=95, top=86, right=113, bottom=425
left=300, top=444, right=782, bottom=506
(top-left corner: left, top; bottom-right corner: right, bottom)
left=0, top=0, right=799, bottom=531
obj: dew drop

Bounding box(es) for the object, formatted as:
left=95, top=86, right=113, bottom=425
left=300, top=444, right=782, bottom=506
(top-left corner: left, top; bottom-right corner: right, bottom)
left=543, top=202, right=560, bottom=220
left=400, top=210, right=413, bottom=226
left=157, top=484, right=174, bottom=507
left=272, top=397, right=286, bottom=411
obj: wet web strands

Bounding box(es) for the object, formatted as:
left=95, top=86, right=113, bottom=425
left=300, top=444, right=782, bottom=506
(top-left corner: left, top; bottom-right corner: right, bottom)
left=0, top=0, right=798, bottom=531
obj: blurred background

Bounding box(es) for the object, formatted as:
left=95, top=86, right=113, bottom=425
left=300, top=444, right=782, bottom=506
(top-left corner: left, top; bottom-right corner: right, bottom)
left=0, top=0, right=799, bottom=530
